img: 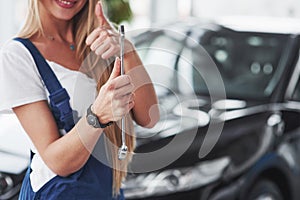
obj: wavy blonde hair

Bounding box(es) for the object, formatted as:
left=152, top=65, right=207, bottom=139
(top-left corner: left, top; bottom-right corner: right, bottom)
left=18, top=0, right=135, bottom=196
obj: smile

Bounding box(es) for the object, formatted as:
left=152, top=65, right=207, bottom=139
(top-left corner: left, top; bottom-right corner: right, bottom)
left=60, top=0, right=72, bottom=5
left=55, top=0, right=77, bottom=8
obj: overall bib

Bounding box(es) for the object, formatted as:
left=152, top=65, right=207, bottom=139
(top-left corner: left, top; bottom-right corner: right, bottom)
left=15, top=38, right=125, bottom=200
left=19, top=139, right=124, bottom=200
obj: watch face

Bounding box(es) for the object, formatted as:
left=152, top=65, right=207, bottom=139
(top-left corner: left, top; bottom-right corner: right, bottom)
left=87, top=114, right=97, bottom=127
left=86, top=105, right=112, bottom=128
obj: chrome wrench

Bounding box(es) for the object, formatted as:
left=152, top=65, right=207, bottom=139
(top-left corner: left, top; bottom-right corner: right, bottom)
left=118, top=25, right=128, bottom=160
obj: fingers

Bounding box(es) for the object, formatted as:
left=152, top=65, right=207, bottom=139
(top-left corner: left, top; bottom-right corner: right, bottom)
left=94, top=74, right=134, bottom=122
left=86, top=28, right=119, bottom=59
left=111, top=93, right=135, bottom=119
left=89, top=31, right=108, bottom=51
left=85, top=1, right=119, bottom=59
left=86, top=27, right=104, bottom=46
left=112, top=91, right=135, bottom=108
left=107, top=57, right=121, bottom=83
left=107, top=75, right=135, bottom=118
left=86, top=0, right=111, bottom=46
left=108, top=59, right=134, bottom=101
left=93, top=85, right=134, bottom=123
left=99, top=41, right=120, bottom=60
left=124, top=99, right=135, bottom=114
left=95, top=0, right=109, bottom=27
left=109, top=75, right=132, bottom=91
left=86, top=28, right=115, bottom=46
left=99, top=85, right=135, bottom=121
left=107, top=57, right=132, bottom=87
left=113, top=80, right=134, bottom=98
left=95, top=39, right=119, bottom=59
left=120, top=92, right=135, bottom=107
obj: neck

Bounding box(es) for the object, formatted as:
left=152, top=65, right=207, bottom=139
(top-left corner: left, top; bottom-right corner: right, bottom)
left=44, top=21, right=74, bottom=43
left=39, top=5, right=74, bottom=44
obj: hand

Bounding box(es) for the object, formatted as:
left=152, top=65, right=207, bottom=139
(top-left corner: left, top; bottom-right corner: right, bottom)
left=85, top=1, right=120, bottom=59
left=92, top=57, right=135, bottom=123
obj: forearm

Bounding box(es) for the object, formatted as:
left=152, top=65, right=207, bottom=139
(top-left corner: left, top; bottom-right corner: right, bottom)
left=124, top=42, right=160, bottom=128
left=13, top=100, right=103, bottom=177
left=41, top=117, right=103, bottom=177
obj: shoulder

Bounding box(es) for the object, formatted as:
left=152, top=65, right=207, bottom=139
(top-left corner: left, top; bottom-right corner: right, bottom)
left=0, top=39, right=41, bottom=81
left=0, top=39, right=37, bottom=73
left=0, top=39, right=47, bottom=111
left=1, top=39, right=32, bottom=59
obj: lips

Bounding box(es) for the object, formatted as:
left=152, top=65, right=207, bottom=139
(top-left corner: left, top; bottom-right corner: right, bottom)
left=55, top=0, right=77, bottom=9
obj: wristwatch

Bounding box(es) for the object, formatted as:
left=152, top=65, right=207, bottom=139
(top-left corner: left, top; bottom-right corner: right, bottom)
left=86, top=104, right=112, bottom=128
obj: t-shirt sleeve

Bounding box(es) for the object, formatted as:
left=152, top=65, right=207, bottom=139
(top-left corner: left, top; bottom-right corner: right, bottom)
left=0, top=41, right=47, bottom=111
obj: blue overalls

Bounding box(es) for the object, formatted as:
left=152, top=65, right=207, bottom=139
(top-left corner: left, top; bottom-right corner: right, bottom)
left=19, top=138, right=124, bottom=200
left=15, top=38, right=125, bottom=200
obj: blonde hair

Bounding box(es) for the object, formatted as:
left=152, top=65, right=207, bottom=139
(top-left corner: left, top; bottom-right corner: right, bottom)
left=18, top=0, right=135, bottom=196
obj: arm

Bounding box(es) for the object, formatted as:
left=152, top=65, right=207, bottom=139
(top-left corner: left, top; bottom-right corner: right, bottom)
left=124, top=41, right=160, bottom=128
left=13, top=100, right=101, bottom=177
left=13, top=59, right=133, bottom=177
left=86, top=2, right=160, bottom=129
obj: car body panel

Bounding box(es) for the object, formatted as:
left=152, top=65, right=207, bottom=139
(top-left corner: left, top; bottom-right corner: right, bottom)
left=123, top=18, right=300, bottom=200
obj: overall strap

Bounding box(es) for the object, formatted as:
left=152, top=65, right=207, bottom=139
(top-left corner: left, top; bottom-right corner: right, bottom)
left=14, top=38, right=75, bottom=132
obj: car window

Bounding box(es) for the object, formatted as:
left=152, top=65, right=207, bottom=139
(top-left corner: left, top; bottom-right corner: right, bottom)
left=135, top=29, right=289, bottom=100
left=135, top=34, right=185, bottom=97
left=177, top=45, right=209, bottom=95
left=199, top=31, right=288, bottom=99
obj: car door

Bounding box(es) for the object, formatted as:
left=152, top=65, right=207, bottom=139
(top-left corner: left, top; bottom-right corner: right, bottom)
left=280, top=54, right=300, bottom=199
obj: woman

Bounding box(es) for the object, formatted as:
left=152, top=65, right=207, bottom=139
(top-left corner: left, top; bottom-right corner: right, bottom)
left=0, top=0, right=159, bottom=199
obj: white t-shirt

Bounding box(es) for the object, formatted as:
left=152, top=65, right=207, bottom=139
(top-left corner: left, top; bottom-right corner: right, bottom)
left=0, top=40, right=97, bottom=192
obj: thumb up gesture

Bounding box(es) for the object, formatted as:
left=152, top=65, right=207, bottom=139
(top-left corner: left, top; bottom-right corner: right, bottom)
left=94, top=0, right=110, bottom=28
left=86, top=1, right=120, bottom=59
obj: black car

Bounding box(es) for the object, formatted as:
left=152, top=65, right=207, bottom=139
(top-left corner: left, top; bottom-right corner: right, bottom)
left=122, top=17, right=300, bottom=200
